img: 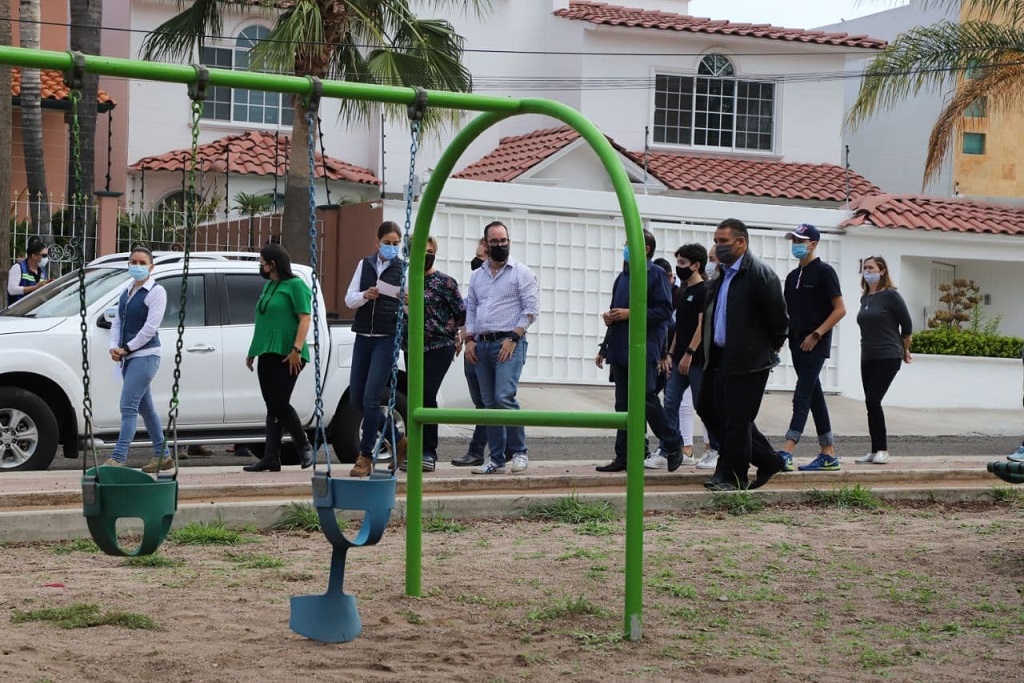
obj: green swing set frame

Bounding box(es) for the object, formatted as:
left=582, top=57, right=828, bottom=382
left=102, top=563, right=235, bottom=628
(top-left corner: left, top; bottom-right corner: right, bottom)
left=0, top=44, right=654, bottom=640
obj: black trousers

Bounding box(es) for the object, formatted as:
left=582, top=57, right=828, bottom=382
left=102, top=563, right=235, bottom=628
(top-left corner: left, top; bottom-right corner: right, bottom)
left=861, top=358, right=901, bottom=453
left=257, top=354, right=308, bottom=454
left=697, top=352, right=775, bottom=486
left=421, top=345, right=456, bottom=456
left=610, top=362, right=681, bottom=463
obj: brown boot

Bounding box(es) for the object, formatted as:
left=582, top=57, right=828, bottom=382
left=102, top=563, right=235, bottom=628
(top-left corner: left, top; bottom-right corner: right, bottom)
left=391, top=436, right=408, bottom=472
left=350, top=454, right=373, bottom=478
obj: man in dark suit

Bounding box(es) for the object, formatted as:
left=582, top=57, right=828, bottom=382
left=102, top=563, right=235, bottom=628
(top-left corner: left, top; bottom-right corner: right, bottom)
left=698, top=219, right=789, bottom=491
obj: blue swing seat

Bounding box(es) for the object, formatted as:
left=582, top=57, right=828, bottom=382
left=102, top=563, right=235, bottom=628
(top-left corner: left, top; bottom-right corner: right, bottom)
left=289, top=473, right=397, bottom=643
left=987, top=461, right=1024, bottom=485
left=82, top=465, right=179, bottom=557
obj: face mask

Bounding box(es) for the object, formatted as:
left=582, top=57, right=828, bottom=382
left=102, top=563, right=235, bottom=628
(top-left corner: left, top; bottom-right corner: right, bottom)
left=623, top=245, right=630, bottom=262
left=791, top=243, right=810, bottom=259
left=38, top=257, right=49, bottom=268
left=490, top=244, right=510, bottom=263
left=676, top=265, right=693, bottom=281
left=471, top=257, right=484, bottom=271
left=259, top=264, right=270, bottom=280
left=863, top=272, right=881, bottom=284
left=715, top=244, right=738, bottom=266
left=380, top=244, right=400, bottom=261
left=128, top=265, right=150, bottom=282
left=424, top=254, right=436, bottom=271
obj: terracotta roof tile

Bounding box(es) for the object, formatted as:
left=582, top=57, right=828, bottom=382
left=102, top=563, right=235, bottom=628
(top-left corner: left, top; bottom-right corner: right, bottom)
left=842, top=194, right=1024, bottom=236
left=130, top=130, right=380, bottom=185
left=11, top=68, right=115, bottom=108
left=555, top=1, right=887, bottom=50
left=455, top=125, right=878, bottom=203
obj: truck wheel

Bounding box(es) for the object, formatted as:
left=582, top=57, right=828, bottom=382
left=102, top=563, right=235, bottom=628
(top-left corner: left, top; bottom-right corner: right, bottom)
left=330, top=391, right=408, bottom=465
left=0, top=387, right=59, bottom=471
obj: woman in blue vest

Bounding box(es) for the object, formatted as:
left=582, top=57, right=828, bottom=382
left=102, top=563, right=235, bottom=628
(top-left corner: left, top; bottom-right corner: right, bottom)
left=107, top=246, right=170, bottom=472
left=6, top=236, right=49, bottom=305
left=343, top=221, right=407, bottom=477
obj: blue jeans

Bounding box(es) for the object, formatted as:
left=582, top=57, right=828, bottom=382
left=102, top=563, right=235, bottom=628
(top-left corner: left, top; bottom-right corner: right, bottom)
left=464, top=353, right=489, bottom=456
left=786, top=347, right=834, bottom=447
left=473, top=339, right=528, bottom=466
left=662, top=363, right=719, bottom=451
left=112, top=354, right=165, bottom=463
left=350, top=334, right=400, bottom=456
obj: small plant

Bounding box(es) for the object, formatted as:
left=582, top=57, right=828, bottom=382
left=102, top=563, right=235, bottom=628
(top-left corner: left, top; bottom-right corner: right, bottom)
left=710, top=490, right=764, bottom=516
left=11, top=603, right=159, bottom=630
left=807, top=484, right=884, bottom=510
left=529, top=595, right=610, bottom=621
left=398, top=609, right=426, bottom=625
left=272, top=503, right=323, bottom=533
left=122, top=554, right=183, bottom=568
left=527, top=494, right=618, bottom=524
left=168, top=520, right=246, bottom=546
left=928, top=278, right=981, bottom=331
left=227, top=552, right=286, bottom=569
left=423, top=513, right=468, bottom=533
left=989, top=487, right=1022, bottom=504
left=557, top=547, right=608, bottom=561
left=576, top=521, right=615, bottom=536
left=51, top=539, right=100, bottom=555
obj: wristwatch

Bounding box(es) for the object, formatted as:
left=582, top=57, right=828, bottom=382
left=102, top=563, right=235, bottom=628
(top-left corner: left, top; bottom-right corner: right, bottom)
left=811, top=331, right=822, bottom=341
left=292, top=345, right=302, bottom=355
left=509, top=332, right=522, bottom=343
left=683, top=347, right=695, bottom=356
left=121, top=345, right=132, bottom=355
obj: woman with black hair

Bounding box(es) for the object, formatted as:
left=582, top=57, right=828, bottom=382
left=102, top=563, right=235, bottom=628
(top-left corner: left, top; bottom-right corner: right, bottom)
left=243, top=243, right=315, bottom=472
left=6, top=236, right=50, bottom=305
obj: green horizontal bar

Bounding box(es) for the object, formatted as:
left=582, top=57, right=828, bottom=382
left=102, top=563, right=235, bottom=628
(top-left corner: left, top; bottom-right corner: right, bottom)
left=413, top=408, right=627, bottom=430
left=0, top=46, right=523, bottom=114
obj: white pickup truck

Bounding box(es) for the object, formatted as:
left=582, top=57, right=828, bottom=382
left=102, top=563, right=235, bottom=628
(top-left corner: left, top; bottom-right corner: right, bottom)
left=0, top=252, right=407, bottom=471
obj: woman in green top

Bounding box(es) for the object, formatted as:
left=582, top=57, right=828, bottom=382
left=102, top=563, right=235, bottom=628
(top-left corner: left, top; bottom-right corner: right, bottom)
left=243, top=243, right=315, bottom=472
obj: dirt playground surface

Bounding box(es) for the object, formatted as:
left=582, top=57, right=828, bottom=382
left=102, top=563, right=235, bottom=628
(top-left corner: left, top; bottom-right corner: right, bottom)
left=2, top=499, right=1023, bottom=682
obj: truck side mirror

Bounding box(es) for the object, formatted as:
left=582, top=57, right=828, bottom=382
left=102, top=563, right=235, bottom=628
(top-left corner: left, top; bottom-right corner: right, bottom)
left=98, top=307, right=116, bottom=330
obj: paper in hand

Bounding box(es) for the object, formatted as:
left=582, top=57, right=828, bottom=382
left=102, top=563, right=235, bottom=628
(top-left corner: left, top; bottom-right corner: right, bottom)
left=375, top=279, right=402, bottom=299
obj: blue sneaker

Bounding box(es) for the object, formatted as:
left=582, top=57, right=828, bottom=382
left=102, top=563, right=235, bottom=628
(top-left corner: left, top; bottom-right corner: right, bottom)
left=778, top=450, right=795, bottom=472
left=798, top=454, right=841, bottom=471
left=1008, top=443, right=1024, bottom=463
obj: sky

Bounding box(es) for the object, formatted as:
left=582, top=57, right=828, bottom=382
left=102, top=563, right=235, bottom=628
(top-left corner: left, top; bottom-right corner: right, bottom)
left=687, top=1, right=911, bottom=30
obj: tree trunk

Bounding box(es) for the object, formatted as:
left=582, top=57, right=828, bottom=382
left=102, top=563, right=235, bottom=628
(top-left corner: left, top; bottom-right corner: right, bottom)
left=0, top=1, right=12, bottom=306
left=281, top=101, right=313, bottom=264
left=18, top=0, right=51, bottom=241
left=68, top=0, right=101, bottom=261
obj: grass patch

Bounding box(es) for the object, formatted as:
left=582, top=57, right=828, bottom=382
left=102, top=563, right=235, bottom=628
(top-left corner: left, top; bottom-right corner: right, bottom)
left=11, top=603, right=159, bottom=630
left=168, top=520, right=246, bottom=546
left=807, top=484, right=884, bottom=510
left=577, top=521, right=615, bottom=536
left=529, top=595, right=610, bottom=621
left=398, top=609, right=426, bottom=625
left=227, top=552, right=286, bottom=569
left=557, top=547, right=609, bottom=562
left=121, top=554, right=183, bottom=568
left=710, top=491, right=764, bottom=516
left=51, top=539, right=100, bottom=555
left=272, top=503, right=323, bottom=532
left=989, top=487, right=1022, bottom=504
left=423, top=513, right=468, bottom=533
left=527, top=494, right=618, bottom=525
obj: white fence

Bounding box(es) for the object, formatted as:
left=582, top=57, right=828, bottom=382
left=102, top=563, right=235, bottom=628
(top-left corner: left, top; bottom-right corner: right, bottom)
left=9, top=194, right=98, bottom=278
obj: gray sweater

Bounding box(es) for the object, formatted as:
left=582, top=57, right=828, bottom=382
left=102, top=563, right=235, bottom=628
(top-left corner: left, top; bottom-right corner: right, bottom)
left=856, top=288, right=913, bottom=361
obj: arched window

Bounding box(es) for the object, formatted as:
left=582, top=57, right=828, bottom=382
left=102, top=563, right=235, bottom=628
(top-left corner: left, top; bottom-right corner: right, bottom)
left=654, top=53, right=775, bottom=152
left=200, top=26, right=294, bottom=126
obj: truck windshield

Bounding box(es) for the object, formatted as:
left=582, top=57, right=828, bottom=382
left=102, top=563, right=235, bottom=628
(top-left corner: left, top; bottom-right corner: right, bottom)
left=0, top=268, right=130, bottom=318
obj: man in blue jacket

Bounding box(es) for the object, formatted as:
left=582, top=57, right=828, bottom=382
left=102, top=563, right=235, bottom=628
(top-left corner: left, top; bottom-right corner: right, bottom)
left=595, top=229, right=682, bottom=472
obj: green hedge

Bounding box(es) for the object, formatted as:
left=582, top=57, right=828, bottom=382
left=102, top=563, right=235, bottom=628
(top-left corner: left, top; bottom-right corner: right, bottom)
left=910, top=328, right=1024, bottom=359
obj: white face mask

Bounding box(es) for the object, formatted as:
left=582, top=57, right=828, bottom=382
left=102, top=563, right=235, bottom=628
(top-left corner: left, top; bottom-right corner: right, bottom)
left=707, top=262, right=720, bottom=279
left=38, top=257, right=49, bottom=268
left=863, top=272, right=881, bottom=284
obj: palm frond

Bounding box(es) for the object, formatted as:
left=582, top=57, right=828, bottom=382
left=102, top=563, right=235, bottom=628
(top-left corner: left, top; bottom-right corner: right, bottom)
left=922, top=58, right=1024, bottom=184
left=140, top=0, right=225, bottom=62
left=958, top=0, right=1024, bottom=27
left=847, top=18, right=1024, bottom=128
left=248, top=1, right=325, bottom=75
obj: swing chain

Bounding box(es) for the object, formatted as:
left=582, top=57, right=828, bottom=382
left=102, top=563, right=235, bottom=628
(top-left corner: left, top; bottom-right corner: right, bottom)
left=305, top=107, right=329, bottom=472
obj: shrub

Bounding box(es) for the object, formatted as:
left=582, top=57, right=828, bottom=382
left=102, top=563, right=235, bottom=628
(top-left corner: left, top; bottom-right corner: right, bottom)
left=910, top=328, right=1023, bottom=360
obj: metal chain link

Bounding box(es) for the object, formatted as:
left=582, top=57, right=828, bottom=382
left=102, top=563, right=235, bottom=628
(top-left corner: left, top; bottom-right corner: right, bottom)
left=71, top=88, right=98, bottom=473
left=306, top=111, right=330, bottom=474
left=164, top=99, right=202, bottom=472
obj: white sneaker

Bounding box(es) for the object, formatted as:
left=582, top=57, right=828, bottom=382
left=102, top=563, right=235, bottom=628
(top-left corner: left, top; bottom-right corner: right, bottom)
left=681, top=453, right=697, bottom=466
left=871, top=450, right=890, bottom=464
left=472, top=461, right=506, bottom=475
left=1008, top=444, right=1024, bottom=463
left=644, top=453, right=668, bottom=470
left=511, top=453, right=529, bottom=473
left=695, top=449, right=718, bottom=469
left=855, top=452, right=876, bottom=464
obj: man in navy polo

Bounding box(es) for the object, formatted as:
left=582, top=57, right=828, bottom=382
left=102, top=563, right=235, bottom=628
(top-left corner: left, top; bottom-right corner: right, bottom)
left=777, top=223, right=846, bottom=472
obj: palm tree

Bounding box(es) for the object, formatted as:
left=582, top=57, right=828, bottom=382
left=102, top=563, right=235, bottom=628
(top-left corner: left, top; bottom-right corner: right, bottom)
left=0, top=0, right=12, bottom=305
left=140, top=0, right=489, bottom=263
left=847, top=0, right=1024, bottom=188
left=17, top=0, right=50, bottom=240
left=69, top=0, right=103, bottom=261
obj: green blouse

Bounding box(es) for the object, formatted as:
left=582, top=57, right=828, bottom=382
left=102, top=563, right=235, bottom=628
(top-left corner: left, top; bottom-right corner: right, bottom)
left=247, top=276, right=312, bottom=362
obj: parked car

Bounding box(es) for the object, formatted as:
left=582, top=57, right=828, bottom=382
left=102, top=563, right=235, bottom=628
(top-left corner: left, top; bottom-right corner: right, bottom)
left=0, top=252, right=406, bottom=471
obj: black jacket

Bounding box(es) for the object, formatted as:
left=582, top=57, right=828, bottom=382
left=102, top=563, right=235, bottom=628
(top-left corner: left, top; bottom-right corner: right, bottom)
left=702, top=251, right=788, bottom=374
left=352, top=256, right=404, bottom=335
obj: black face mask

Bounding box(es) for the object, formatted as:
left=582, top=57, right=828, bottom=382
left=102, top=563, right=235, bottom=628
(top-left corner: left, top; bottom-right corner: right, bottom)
left=470, top=257, right=484, bottom=271
left=424, top=254, right=436, bottom=271
left=489, top=244, right=510, bottom=263
left=259, top=264, right=270, bottom=280
left=676, top=265, right=692, bottom=282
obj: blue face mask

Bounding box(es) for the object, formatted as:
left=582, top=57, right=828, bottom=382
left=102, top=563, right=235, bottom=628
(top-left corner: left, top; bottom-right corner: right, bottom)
left=380, top=244, right=400, bottom=261
left=128, top=265, right=150, bottom=282
left=622, top=245, right=630, bottom=262
left=791, top=243, right=810, bottom=259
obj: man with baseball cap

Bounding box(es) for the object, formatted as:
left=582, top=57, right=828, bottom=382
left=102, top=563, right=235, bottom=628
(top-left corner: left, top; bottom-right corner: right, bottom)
left=777, top=223, right=846, bottom=472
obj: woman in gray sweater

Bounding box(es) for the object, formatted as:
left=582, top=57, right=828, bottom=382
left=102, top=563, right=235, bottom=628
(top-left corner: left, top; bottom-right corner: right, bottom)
left=855, top=256, right=913, bottom=464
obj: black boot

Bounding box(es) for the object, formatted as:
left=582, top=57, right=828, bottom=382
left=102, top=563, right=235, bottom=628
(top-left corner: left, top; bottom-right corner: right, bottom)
left=244, top=417, right=282, bottom=472
left=596, top=459, right=627, bottom=473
